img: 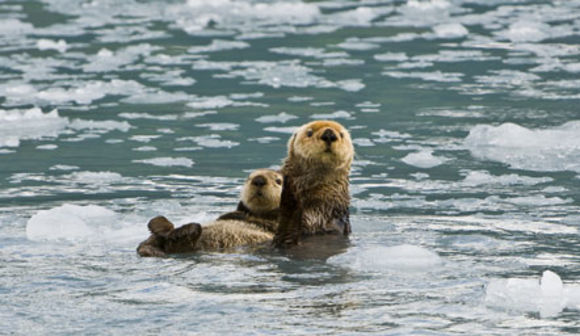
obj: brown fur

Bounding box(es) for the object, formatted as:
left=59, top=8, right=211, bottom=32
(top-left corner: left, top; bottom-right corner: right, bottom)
left=273, top=120, right=354, bottom=248
left=137, top=169, right=282, bottom=257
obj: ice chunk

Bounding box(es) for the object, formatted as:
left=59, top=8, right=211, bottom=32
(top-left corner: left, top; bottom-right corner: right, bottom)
left=64, top=171, right=125, bottom=184
left=310, top=110, right=353, bottom=120
left=432, top=23, right=468, bottom=39
left=26, top=204, right=118, bottom=241
left=501, top=21, right=550, bottom=43
left=402, top=150, right=448, bottom=168
left=133, top=157, right=194, bottom=167
left=188, top=39, right=249, bottom=53
left=336, top=79, right=365, bottom=92
left=69, top=119, right=131, bottom=133
left=383, top=70, right=463, bottom=82
left=329, top=244, right=442, bottom=272
left=195, top=123, right=239, bottom=131
left=540, top=270, right=565, bottom=318
left=462, top=171, right=553, bottom=186
left=36, top=39, right=67, bottom=53
left=0, top=108, right=68, bottom=148
left=464, top=121, right=580, bottom=173
left=486, top=270, right=573, bottom=318
left=255, top=112, right=297, bottom=124
left=179, top=134, right=239, bottom=148
left=374, top=52, right=408, bottom=62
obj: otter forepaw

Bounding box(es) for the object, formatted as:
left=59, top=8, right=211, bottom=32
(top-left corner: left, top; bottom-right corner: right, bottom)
left=217, top=211, right=246, bottom=221
left=148, top=216, right=175, bottom=237
left=168, top=223, right=202, bottom=241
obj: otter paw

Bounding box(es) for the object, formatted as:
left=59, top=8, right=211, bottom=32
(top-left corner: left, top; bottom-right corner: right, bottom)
left=217, top=211, right=246, bottom=221
left=148, top=216, right=175, bottom=237
left=164, top=223, right=203, bottom=254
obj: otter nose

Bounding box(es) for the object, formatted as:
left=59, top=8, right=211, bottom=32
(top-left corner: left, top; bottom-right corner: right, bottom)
left=251, top=175, right=267, bottom=187
left=320, top=128, right=338, bottom=145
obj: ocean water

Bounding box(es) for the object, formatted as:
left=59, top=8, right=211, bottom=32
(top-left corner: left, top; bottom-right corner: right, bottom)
left=1, top=0, right=580, bottom=334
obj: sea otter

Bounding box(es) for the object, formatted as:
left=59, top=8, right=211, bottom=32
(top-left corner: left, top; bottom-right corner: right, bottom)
left=273, top=120, right=354, bottom=248
left=137, top=169, right=283, bottom=257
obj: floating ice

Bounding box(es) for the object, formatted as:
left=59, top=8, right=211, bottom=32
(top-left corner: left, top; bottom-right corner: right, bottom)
left=186, top=95, right=265, bottom=109
left=269, top=47, right=348, bottom=59
left=464, top=121, right=580, bottom=173
left=310, top=110, right=353, bottom=120
left=500, top=21, right=550, bottom=43
left=133, top=157, right=194, bottom=168
left=69, top=119, right=131, bottom=133
left=432, top=23, right=468, bottom=39
left=462, top=171, right=553, bottom=186
left=196, top=123, right=239, bottom=131
left=26, top=204, right=118, bottom=242
left=224, top=61, right=335, bottom=89
left=383, top=70, right=463, bottom=82
left=393, top=0, right=453, bottom=27
left=329, top=245, right=442, bottom=272
left=64, top=171, right=125, bottom=184
left=374, top=52, right=408, bottom=62
left=49, top=165, right=79, bottom=171
left=0, top=108, right=68, bottom=148
left=83, top=44, right=159, bottom=73
left=37, top=39, right=67, bottom=53
left=188, top=39, right=249, bottom=54
left=36, top=144, right=58, bottom=150
left=264, top=126, right=299, bottom=134
left=336, top=79, right=365, bottom=92
left=0, top=80, right=146, bottom=106
left=337, top=39, right=380, bottom=51
left=119, top=112, right=179, bottom=121
left=485, top=270, right=580, bottom=318
left=255, top=112, right=298, bottom=123
left=402, top=150, right=448, bottom=168
left=180, top=134, right=239, bottom=148
left=172, top=0, right=320, bottom=34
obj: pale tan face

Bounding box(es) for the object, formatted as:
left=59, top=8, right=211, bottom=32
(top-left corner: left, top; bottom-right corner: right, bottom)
left=241, top=169, right=283, bottom=213
left=289, top=120, right=354, bottom=169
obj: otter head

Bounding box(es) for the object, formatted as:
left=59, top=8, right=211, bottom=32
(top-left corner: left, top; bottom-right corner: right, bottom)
left=288, top=120, right=354, bottom=170
left=240, top=168, right=283, bottom=214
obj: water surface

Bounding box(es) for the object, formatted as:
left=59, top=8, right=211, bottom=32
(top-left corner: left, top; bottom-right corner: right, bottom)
left=1, top=0, right=580, bottom=334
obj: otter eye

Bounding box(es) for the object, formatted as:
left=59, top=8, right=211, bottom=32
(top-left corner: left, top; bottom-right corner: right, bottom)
left=275, top=178, right=282, bottom=185
left=306, top=129, right=313, bottom=137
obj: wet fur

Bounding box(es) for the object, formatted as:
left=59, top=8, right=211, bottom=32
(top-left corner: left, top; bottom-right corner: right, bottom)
left=137, top=169, right=282, bottom=257
left=274, top=120, right=354, bottom=247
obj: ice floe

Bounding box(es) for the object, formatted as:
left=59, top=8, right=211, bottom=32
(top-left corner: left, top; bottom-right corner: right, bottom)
left=465, top=121, right=580, bottom=173
left=329, top=245, right=442, bottom=273
left=432, top=23, right=468, bottom=39
left=255, top=112, right=298, bottom=124
left=133, top=157, right=194, bottom=168
left=0, top=108, right=68, bottom=148
left=36, top=39, right=68, bottom=53
left=485, top=270, right=580, bottom=318
left=401, top=150, right=448, bottom=168
left=26, top=204, right=119, bottom=242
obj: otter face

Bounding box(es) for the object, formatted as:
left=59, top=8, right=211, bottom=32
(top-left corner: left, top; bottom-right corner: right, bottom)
left=240, top=169, right=283, bottom=213
left=289, top=120, right=354, bottom=169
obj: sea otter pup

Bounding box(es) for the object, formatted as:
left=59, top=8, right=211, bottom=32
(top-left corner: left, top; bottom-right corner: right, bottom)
left=137, top=169, right=283, bottom=257
left=273, top=120, right=354, bottom=248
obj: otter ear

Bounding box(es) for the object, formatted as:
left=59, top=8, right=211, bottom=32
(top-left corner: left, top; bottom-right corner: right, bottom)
left=287, top=133, right=297, bottom=156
